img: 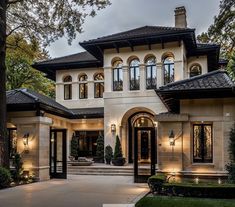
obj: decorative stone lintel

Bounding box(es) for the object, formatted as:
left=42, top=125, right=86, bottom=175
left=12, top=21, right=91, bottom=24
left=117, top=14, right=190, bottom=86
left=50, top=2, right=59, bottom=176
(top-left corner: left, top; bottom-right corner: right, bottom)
left=155, top=113, right=189, bottom=122
left=11, top=116, right=53, bottom=125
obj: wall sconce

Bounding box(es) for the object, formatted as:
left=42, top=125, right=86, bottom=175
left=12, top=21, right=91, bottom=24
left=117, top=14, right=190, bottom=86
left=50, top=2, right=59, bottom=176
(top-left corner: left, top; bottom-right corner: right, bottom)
left=169, top=130, right=175, bottom=146
left=111, top=124, right=116, bottom=133
left=195, top=177, right=199, bottom=184
left=23, top=133, right=29, bottom=153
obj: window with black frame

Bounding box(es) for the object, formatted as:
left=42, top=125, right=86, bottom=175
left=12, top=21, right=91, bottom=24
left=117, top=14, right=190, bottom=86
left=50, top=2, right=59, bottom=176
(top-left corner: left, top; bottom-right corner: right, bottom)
left=79, top=74, right=88, bottom=99
left=113, top=60, right=123, bottom=91
left=163, top=56, right=174, bottom=85
left=190, top=64, right=202, bottom=78
left=193, top=124, right=213, bottom=163
left=63, top=75, right=72, bottom=100
left=129, top=59, right=140, bottom=90
left=8, top=128, right=17, bottom=158
left=145, top=57, right=157, bottom=89
left=94, top=73, right=104, bottom=98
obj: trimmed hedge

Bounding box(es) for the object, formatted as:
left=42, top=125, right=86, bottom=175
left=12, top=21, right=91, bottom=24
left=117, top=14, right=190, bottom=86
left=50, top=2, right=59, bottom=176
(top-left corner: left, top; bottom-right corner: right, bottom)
left=163, top=183, right=235, bottom=199
left=148, top=174, right=166, bottom=194
left=0, top=167, right=11, bottom=189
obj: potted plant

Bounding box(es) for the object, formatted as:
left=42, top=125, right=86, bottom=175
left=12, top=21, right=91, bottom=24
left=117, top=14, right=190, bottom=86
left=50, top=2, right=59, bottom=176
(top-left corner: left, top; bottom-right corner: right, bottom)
left=112, top=135, right=126, bottom=166
left=105, top=145, right=113, bottom=164
left=94, top=133, right=104, bottom=163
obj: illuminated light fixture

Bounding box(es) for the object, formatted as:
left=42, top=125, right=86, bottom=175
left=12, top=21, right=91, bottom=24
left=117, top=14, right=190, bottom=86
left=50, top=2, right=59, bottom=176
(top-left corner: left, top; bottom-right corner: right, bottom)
left=169, top=130, right=175, bottom=146
left=111, top=124, right=116, bottom=133
left=50, top=137, right=55, bottom=142
left=195, top=177, right=199, bottom=184
left=218, top=178, right=222, bottom=185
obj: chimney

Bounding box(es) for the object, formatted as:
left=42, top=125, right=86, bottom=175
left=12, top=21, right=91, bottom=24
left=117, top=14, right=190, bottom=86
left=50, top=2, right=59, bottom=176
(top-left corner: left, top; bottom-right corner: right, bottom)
left=174, top=6, right=187, bottom=28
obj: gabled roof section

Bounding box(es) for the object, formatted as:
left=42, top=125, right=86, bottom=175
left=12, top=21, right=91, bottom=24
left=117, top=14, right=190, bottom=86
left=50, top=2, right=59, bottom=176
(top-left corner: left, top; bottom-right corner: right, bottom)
left=156, top=70, right=235, bottom=113
left=32, top=51, right=101, bottom=80
left=7, top=89, right=104, bottom=119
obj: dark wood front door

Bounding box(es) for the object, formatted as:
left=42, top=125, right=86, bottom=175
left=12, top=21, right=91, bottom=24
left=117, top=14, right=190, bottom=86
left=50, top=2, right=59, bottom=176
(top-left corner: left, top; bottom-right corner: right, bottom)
left=50, top=129, right=67, bottom=179
left=134, top=127, right=156, bottom=183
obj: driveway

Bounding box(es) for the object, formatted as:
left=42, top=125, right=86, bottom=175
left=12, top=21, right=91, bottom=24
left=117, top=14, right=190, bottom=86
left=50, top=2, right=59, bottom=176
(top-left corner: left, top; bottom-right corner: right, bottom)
left=0, top=175, right=148, bottom=207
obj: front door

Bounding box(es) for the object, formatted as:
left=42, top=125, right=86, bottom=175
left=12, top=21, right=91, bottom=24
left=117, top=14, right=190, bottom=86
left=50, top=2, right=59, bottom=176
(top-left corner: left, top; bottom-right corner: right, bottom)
left=134, top=127, right=156, bottom=183
left=50, top=129, right=67, bottom=179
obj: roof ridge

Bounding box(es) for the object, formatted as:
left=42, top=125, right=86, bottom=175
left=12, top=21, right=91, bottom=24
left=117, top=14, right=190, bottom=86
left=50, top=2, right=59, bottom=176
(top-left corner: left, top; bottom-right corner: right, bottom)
left=20, top=88, right=40, bottom=102
left=160, top=70, right=228, bottom=89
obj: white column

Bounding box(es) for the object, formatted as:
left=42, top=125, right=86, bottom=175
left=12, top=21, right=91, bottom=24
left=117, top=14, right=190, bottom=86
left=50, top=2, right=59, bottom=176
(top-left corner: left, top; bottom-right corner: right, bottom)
left=123, top=65, right=129, bottom=91
left=157, top=62, right=163, bottom=88
left=139, top=64, right=145, bottom=91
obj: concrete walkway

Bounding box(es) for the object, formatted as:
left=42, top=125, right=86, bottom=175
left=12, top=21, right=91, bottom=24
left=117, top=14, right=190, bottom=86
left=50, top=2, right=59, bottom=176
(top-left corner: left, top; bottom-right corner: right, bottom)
left=0, top=175, right=148, bottom=207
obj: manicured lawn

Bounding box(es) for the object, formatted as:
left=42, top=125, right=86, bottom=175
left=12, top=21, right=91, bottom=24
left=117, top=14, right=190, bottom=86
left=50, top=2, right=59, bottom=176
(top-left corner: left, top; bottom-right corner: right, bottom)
left=136, top=196, right=235, bottom=207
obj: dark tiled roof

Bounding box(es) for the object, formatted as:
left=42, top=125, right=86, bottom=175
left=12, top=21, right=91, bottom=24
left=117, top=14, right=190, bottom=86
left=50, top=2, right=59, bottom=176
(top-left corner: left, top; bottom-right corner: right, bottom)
left=159, top=70, right=234, bottom=91
left=82, top=26, right=194, bottom=44
left=71, top=108, right=104, bottom=119
left=7, top=89, right=104, bottom=119
left=35, top=51, right=98, bottom=65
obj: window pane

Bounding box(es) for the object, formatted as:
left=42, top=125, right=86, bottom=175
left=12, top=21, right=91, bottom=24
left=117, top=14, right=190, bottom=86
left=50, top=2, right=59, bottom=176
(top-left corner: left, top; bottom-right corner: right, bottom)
left=164, top=57, right=174, bottom=84
left=79, top=83, right=87, bottom=99
left=64, top=84, right=72, bottom=100
left=94, top=73, right=104, bottom=80
left=95, top=83, right=104, bottom=98
left=193, top=124, right=212, bottom=163
left=113, top=68, right=123, bottom=91
left=63, top=76, right=72, bottom=82
left=146, top=65, right=157, bottom=89
left=190, top=65, right=202, bottom=78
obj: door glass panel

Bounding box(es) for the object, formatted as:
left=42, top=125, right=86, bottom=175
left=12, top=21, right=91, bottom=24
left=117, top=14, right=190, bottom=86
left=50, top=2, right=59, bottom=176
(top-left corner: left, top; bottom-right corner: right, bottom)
left=50, top=132, right=55, bottom=173
left=137, top=130, right=151, bottom=176
left=56, top=132, right=63, bottom=173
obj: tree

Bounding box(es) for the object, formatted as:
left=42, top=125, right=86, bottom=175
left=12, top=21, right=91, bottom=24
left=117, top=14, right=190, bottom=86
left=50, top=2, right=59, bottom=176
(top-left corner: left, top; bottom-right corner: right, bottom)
left=113, top=135, right=123, bottom=159
left=6, top=34, right=55, bottom=97
left=95, top=133, right=104, bottom=163
left=0, top=0, right=110, bottom=168
left=197, top=0, right=235, bottom=58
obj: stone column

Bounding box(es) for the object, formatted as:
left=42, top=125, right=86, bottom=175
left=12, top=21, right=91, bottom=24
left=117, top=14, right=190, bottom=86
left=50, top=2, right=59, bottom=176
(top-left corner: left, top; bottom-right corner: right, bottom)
left=11, top=117, right=52, bottom=181
left=72, top=83, right=79, bottom=100
left=139, top=64, right=145, bottom=91
left=157, top=62, right=163, bottom=88
left=104, top=67, right=112, bottom=92
left=123, top=65, right=129, bottom=92
left=88, top=81, right=94, bottom=99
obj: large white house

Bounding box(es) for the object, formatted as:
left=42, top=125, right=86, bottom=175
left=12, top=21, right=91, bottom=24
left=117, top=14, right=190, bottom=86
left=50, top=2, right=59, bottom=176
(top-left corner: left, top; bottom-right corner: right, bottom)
left=6, top=7, right=235, bottom=182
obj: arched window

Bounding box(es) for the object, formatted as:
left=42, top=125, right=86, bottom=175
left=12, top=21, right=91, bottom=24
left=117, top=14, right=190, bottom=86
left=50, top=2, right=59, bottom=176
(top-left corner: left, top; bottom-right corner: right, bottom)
left=63, top=75, right=72, bottom=100
left=145, top=57, right=157, bottom=89
left=129, top=59, right=140, bottom=90
left=113, top=60, right=123, bottom=91
left=94, top=73, right=104, bottom=98
left=190, top=64, right=202, bottom=78
left=163, top=56, right=174, bottom=84
left=79, top=74, right=88, bottom=99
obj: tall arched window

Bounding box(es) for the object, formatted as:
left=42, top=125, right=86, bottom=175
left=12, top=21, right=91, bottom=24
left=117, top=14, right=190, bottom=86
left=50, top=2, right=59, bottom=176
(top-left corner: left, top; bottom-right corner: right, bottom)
left=113, top=60, right=123, bottom=91
left=145, top=57, right=157, bottom=89
left=129, top=59, right=140, bottom=90
left=79, top=74, right=88, bottom=99
left=94, top=73, right=104, bottom=98
left=190, top=64, right=202, bottom=78
left=63, top=75, right=72, bottom=100
left=163, top=56, right=174, bottom=84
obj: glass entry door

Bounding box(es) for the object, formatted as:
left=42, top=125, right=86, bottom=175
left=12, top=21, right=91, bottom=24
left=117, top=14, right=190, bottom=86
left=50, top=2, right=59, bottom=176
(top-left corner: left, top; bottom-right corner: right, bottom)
left=50, top=129, right=67, bottom=179
left=134, top=127, right=156, bottom=183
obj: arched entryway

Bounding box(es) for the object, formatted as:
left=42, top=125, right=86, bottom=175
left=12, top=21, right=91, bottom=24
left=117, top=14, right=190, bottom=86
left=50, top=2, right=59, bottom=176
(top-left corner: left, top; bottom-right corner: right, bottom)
left=121, top=108, right=157, bottom=183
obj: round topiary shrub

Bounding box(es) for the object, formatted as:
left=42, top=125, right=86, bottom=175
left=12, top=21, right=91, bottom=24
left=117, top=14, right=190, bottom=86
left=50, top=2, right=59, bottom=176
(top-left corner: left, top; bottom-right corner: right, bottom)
left=0, top=167, right=11, bottom=189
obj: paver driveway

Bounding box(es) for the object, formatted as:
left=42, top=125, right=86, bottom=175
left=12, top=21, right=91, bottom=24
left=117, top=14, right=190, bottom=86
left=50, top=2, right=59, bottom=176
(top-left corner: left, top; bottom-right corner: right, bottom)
left=0, top=175, right=148, bottom=207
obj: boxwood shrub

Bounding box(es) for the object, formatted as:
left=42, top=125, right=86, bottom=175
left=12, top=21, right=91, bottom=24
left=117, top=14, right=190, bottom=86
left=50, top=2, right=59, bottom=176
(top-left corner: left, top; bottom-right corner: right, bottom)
left=148, top=173, right=166, bottom=194
left=163, top=183, right=235, bottom=199
left=0, top=167, right=11, bottom=189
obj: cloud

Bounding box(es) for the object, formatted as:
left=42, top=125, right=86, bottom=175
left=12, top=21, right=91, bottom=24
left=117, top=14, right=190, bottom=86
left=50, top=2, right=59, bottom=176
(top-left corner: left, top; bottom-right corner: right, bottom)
left=47, top=0, right=220, bottom=58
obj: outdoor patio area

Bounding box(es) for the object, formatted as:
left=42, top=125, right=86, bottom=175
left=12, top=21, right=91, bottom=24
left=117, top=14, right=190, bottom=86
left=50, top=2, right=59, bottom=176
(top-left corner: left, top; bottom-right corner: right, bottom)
left=0, top=175, right=148, bottom=207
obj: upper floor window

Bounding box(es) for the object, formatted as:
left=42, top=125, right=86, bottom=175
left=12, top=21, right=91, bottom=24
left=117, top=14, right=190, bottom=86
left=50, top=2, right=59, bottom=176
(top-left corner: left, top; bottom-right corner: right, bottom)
left=129, top=59, right=140, bottom=90
left=190, top=64, right=202, bottom=78
left=94, top=73, right=104, bottom=98
left=146, top=57, right=157, bottom=89
left=163, top=56, right=174, bottom=85
left=79, top=74, right=88, bottom=99
left=193, top=124, right=213, bottom=163
left=113, top=60, right=123, bottom=91
left=63, top=75, right=72, bottom=100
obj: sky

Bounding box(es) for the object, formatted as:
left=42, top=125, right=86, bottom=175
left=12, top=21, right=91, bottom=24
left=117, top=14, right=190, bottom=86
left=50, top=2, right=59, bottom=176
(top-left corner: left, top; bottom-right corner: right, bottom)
left=47, top=0, right=221, bottom=58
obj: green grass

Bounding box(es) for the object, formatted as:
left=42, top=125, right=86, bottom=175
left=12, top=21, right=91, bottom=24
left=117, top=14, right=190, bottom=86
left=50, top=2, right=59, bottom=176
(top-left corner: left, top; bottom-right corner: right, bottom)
left=136, top=196, right=235, bottom=207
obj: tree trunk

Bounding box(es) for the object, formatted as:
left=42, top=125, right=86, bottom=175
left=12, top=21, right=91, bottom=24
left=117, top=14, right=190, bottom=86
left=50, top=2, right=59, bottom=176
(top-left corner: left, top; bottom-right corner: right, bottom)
left=0, top=0, right=9, bottom=168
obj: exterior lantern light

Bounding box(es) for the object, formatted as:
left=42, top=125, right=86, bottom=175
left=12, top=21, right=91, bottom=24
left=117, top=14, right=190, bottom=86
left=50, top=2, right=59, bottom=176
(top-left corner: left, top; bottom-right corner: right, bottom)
left=195, top=177, right=199, bottom=184
left=169, top=130, right=175, bottom=146
left=218, top=178, right=222, bottom=185
left=111, top=124, right=116, bottom=133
